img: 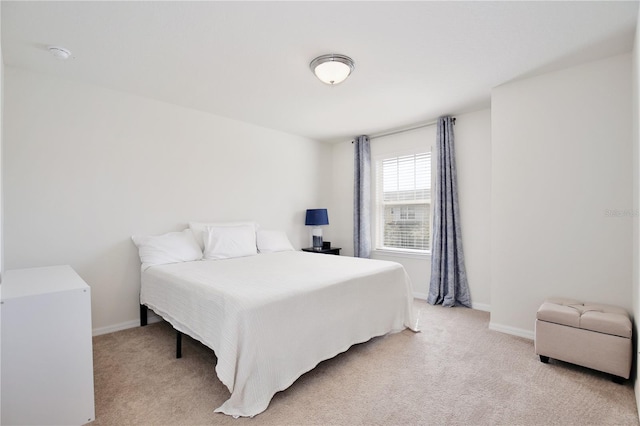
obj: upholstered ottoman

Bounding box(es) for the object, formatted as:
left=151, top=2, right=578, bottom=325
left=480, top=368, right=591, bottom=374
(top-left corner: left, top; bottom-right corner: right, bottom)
left=535, top=298, right=632, bottom=382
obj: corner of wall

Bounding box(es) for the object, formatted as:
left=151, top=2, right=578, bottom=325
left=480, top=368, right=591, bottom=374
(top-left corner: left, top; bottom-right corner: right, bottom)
left=632, top=4, right=640, bottom=419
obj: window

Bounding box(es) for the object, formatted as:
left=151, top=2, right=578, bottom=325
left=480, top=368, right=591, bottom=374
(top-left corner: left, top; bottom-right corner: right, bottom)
left=375, top=152, right=431, bottom=252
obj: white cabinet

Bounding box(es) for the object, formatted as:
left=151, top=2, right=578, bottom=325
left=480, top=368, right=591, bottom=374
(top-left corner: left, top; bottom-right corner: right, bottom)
left=1, top=265, right=95, bottom=425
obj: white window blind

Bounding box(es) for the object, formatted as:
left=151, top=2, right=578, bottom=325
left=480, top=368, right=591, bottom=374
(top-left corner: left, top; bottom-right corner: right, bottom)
left=375, top=152, right=431, bottom=252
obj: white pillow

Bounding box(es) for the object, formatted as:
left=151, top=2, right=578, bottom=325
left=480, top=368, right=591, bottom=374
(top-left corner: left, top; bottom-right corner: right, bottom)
left=189, top=221, right=259, bottom=250
left=131, top=229, right=202, bottom=269
left=203, top=225, right=258, bottom=260
left=257, top=230, right=295, bottom=253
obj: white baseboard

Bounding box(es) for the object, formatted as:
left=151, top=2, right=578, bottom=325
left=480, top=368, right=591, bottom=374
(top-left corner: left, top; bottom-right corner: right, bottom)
left=472, top=302, right=491, bottom=312
left=92, top=312, right=162, bottom=336
left=413, top=292, right=428, bottom=300
left=489, top=321, right=534, bottom=340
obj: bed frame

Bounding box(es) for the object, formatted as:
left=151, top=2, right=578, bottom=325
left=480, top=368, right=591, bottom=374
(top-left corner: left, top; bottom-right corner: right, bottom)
left=137, top=251, right=417, bottom=417
left=140, top=304, right=183, bottom=358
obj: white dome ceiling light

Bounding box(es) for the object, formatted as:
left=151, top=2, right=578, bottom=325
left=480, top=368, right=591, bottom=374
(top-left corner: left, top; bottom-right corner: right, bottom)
left=309, top=54, right=355, bottom=85
left=48, top=46, right=72, bottom=60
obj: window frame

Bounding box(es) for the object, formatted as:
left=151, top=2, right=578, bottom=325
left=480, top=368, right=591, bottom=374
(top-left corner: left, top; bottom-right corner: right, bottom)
left=372, top=147, right=434, bottom=256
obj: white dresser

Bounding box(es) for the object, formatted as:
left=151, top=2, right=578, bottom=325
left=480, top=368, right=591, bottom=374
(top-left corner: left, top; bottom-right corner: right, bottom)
left=1, top=265, right=95, bottom=425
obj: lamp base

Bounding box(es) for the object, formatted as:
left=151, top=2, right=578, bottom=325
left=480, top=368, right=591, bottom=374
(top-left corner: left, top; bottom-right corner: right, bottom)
left=312, top=228, right=323, bottom=250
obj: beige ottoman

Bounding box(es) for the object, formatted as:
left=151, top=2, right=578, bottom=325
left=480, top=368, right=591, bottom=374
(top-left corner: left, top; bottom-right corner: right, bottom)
left=535, top=298, right=632, bottom=382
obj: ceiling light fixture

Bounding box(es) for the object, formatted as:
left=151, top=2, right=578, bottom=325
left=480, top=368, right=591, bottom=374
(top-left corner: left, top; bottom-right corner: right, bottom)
left=48, top=46, right=72, bottom=60
left=309, top=54, right=355, bottom=85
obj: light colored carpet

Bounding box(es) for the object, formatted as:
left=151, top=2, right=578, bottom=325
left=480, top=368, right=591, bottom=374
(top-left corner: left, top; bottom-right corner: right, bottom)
left=92, top=300, right=639, bottom=425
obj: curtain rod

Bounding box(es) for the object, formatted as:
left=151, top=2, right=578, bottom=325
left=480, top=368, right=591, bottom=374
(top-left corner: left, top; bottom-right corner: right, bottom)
left=351, top=117, right=455, bottom=143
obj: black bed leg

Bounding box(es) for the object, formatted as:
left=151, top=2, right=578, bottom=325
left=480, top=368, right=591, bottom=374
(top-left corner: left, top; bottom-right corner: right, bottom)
left=140, top=304, right=148, bottom=326
left=539, top=355, right=549, bottom=364
left=612, top=375, right=625, bottom=384
left=176, top=331, right=183, bottom=359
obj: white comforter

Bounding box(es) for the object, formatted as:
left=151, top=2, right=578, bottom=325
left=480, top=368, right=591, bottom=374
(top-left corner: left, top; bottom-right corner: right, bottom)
left=140, top=251, right=418, bottom=417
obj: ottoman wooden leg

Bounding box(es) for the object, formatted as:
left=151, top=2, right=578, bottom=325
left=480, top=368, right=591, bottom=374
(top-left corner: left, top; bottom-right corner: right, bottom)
left=539, top=355, right=550, bottom=364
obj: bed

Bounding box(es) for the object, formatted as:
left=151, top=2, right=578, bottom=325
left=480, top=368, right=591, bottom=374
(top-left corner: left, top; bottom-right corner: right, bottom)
left=136, top=227, right=418, bottom=418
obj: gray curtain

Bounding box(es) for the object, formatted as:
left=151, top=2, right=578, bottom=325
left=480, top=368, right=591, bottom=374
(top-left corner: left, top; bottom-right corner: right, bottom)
left=428, top=117, right=471, bottom=307
left=354, top=135, right=371, bottom=258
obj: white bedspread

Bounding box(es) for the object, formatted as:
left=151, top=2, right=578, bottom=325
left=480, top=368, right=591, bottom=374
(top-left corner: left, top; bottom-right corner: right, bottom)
left=140, top=251, right=419, bottom=417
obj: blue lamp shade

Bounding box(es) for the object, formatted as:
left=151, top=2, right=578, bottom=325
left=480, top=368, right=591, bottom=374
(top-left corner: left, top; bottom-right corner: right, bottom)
left=305, top=209, right=329, bottom=226
left=305, top=209, right=329, bottom=250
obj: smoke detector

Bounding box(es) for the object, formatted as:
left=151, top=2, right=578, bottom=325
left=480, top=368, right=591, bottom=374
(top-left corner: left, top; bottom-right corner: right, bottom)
left=48, top=46, right=72, bottom=60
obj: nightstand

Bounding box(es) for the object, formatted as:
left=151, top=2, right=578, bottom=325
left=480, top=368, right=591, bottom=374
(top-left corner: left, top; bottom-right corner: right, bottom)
left=301, top=247, right=341, bottom=255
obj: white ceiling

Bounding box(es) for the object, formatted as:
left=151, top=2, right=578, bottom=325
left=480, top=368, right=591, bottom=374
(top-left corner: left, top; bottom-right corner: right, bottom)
left=2, top=1, right=638, bottom=143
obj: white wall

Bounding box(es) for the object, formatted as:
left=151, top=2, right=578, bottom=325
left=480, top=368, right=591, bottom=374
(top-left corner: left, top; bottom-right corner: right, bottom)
left=327, top=138, right=355, bottom=256
left=454, top=109, right=492, bottom=310
left=491, top=53, right=633, bottom=338
left=631, top=3, right=640, bottom=416
left=329, top=108, right=492, bottom=308
left=0, top=3, right=3, bottom=282
left=4, top=67, right=332, bottom=334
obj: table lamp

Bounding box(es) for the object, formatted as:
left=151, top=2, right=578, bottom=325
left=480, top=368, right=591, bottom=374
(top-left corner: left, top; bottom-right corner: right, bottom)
left=305, top=209, right=329, bottom=250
